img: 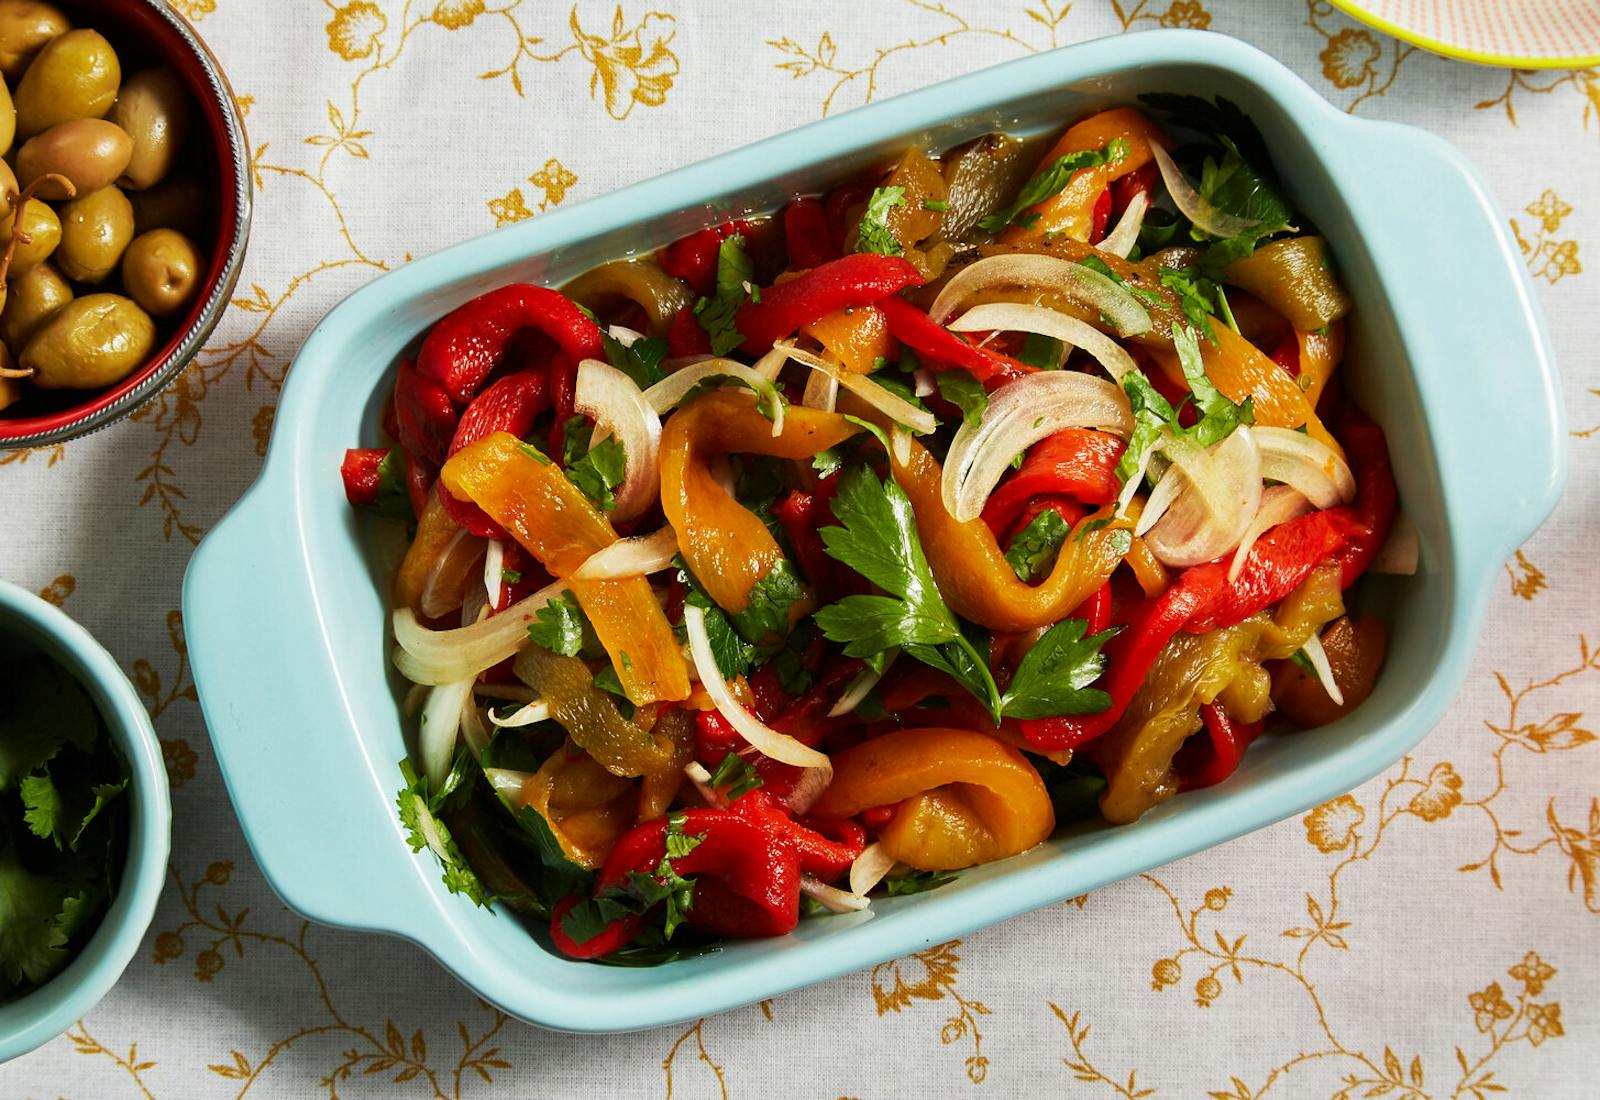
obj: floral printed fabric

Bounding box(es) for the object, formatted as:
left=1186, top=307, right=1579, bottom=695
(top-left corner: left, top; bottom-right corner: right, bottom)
left=1, top=1, right=1596, bottom=1096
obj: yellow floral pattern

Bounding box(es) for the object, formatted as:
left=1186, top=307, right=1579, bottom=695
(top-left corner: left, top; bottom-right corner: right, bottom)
left=3, top=3, right=1598, bottom=1096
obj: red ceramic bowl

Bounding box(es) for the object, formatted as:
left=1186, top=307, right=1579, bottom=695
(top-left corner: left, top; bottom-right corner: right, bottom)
left=0, top=0, right=250, bottom=447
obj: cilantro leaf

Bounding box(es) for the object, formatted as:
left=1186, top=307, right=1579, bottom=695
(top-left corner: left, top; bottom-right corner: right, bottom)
left=601, top=330, right=669, bottom=389
left=935, top=369, right=987, bottom=429
left=561, top=416, right=627, bottom=511
left=884, top=870, right=959, bottom=896
left=814, top=467, right=1002, bottom=718
left=978, top=138, right=1129, bottom=234
left=692, top=234, right=754, bottom=355
left=0, top=658, right=98, bottom=790
left=855, top=185, right=906, bottom=256
left=20, top=770, right=64, bottom=845
left=708, top=753, right=764, bottom=799
left=999, top=618, right=1118, bottom=719
left=1172, top=324, right=1253, bottom=446
left=396, top=759, right=495, bottom=908
left=1004, top=508, right=1071, bottom=581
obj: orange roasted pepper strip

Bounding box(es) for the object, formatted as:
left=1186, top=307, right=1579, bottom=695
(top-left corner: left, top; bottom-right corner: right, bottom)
left=812, top=727, right=1054, bottom=871
left=801, top=305, right=892, bottom=375
left=660, top=391, right=862, bottom=621
left=886, top=435, right=1128, bottom=634
left=1001, top=107, right=1167, bottom=243
left=1296, top=319, right=1345, bottom=412
left=440, top=432, right=689, bottom=705
left=393, top=489, right=459, bottom=613
left=1146, top=328, right=1343, bottom=459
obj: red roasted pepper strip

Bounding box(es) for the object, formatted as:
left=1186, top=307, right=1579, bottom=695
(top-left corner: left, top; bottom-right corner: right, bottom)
left=879, top=295, right=1033, bottom=385
left=783, top=196, right=841, bottom=270
left=339, top=448, right=387, bottom=507
left=437, top=368, right=556, bottom=538
left=417, top=284, right=603, bottom=406
left=774, top=485, right=839, bottom=591
left=1330, top=414, right=1395, bottom=588
left=1183, top=509, right=1356, bottom=633
left=667, top=305, right=711, bottom=357
left=549, top=895, right=639, bottom=959
left=728, top=790, right=863, bottom=879
left=1179, top=703, right=1264, bottom=791
left=735, top=254, right=923, bottom=352
left=392, top=357, right=456, bottom=470
left=1088, top=186, right=1112, bottom=244
left=1109, top=161, right=1157, bottom=219
left=659, top=220, right=754, bottom=296
left=1073, top=582, right=1113, bottom=635
left=981, top=429, right=1126, bottom=536
left=1020, top=567, right=1224, bottom=750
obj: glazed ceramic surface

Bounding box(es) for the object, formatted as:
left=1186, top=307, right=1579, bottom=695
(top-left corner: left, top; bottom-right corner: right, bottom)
left=0, top=581, right=172, bottom=1063
left=1331, top=0, right=1600, bottom=68
left=183, top=30, right=1564, bottom=1033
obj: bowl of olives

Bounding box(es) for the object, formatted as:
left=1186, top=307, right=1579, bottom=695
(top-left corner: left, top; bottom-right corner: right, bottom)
left=0, top=0, right=250, bottom=447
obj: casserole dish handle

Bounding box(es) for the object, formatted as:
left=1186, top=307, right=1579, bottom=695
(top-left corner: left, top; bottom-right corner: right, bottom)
left=1337, top=121, right=1566, bottom=564
left=185, top=488, right=436, bottom=934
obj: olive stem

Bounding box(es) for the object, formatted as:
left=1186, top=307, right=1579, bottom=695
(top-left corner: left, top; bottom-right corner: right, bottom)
left=0, top=172, right=74, bottom=296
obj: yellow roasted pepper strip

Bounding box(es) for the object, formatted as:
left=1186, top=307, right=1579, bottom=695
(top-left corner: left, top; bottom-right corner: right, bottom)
left=513, top=750, right=636, bottom=870
left=812, top=727, right=1054, bottom=871
left=441, top=432, right=689, bottom=705
left=887, top=435, right=1128, bottom=634
left=1000, top=107, right=1168, bottom=243
left=659, top=390, right=862, bottom=622
left=1295, top=319, right=1344, bottom=413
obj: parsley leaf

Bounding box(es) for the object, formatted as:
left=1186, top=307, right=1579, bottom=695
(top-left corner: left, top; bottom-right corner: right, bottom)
left=396, top=759, right=495, bottom=908
left=811, top=446, right=846, bottom=478
left=601, top=330, right=669, bottom=389
left=978, top=138, right=1129, bottom=234
left=814, top=466, right=1002, bottom=719
left=561, top=415, right=627, bottom=511
left=1116, top=370, right=1178, bottom=489
left=509, top=804, right=596, bottom=908
left=527, top=591, right=598, bottom=657
left=370, top=448, right=416, bottom=521
left=692, top=234, right=754, bottom=355
left=562, top=812, right=704, bottom=945
left=884, top=870, right=959, bottom=896
left=922, top=198, right=949, bottom=212
left=999, top=618, right=1118, bottom=719
left=1004, top=508, right=1071, bottom=581
left=1017, top=332, right=1064, bottom=370
left=676, top=558, right=757, bottom=678
left=1172, top=324, right=1253, bottom=446
left=708, top=753, right=764, bottom=799
left=855, top=185, right=907, bottom=256
left=770, top=617, right=817, bottom=695
left=729, top=558, right=807, bottom=645
left=935, top=369, right=987, bottom=429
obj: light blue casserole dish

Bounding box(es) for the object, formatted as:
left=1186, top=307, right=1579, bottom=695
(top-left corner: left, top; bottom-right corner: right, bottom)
left=183, top=29, right=1564, bottom=1033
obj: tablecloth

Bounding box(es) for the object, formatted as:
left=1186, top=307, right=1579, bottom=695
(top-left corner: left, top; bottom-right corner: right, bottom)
left=3, top=1, right=1597, bottom=1095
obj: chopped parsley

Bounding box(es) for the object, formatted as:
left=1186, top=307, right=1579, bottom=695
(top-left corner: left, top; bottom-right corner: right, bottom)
left=561, top=415, right=627, bottom=511
left=527, top=591, right=597, bottom=658
left=1018, top=332, right=1065, bottom=371
left=561, top=812, right=704, bottom=944
left=600, top=330, right=669, bottom=389
left=855, top=185, right=907, bottom=256
left=707, top=753, right=764, bottom=799
left=1004, top=508, right=1071, bottom=581
left=978, top=138, right=1129, bottom=234
left=935, top=369, right=987, bottom=429
left=692, top=234, right=754, bottom=355
left=922, top=198, right=949, bottom=212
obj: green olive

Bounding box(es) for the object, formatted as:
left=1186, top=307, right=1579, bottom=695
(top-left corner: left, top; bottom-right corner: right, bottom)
left=1, top=258, right=70, bottom=348
left=121, top=228, right=199, bottom=317
left=0, top=0, right=68, bottom=78
left=16, top=117, right=130, bottom=198
left=21, top=292, right=154, bottom=389
left=0, top=196, right=59, bottom=275
left=129, top=174, right=207, bottom=237
left=0, top=159, right=18, bottom=221
left=57, top=184, right=133, bottom=284
left=107, top=68, right=188, bottom=191
left=0, top=74, right=15, bottom=157
left=14, top=28, right=120, bottom=139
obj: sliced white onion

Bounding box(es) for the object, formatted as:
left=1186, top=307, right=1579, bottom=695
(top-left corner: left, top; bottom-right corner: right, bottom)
left=773, top=342, right=937, bottom=435
left=570, top=526, right=679, bottom=580
left=1098, top=189, right=1148, bottom=260
left=418, top=527, right=486, bottom=620
left=1254, top=426, right=1355, bottom=509
left=785, top=765, right=831, bottom=816
left=751, top=344, right=789, bottom=382
left=644, top=357, right=786, bottom=437
left=1134, top=455, right=1185, bottom=537
left=800, top=874, right=871, bottom=913
left=889, top=425, right=912, bottom=467
left=482, top=538, right=505, bottom=609
left=420, top=676, right=474, bottom=786
left=912, top=368, right=935, bottom=398
left=403, top=682, right=427, bottom=718
left=1298, top=630, right=1345, bottom=706
left=683, top=605, right=831, bottom=772
left=940, top=370, right=1133, bottom=522
left=1228, top=485, right=1313, bottom=582
left=482, top=767, right=534, bottom=801
left=828, top=657, right=892, bottom=718
left=1150, top=143, right=1262, bottom=240
left=486, top=699, right=552, bottom=728
left=1115, top=438, right=1156, bottom=518
left=849, top=841, right=897, bottom=897
left=460, top=693, right=491, bottom=756
left=1372, top=511, right=1418, bottom=575
left=575, top=358, right=663, bottom=522
left=802, top=366, right=838, bottom=412
left=607, top=324, right=644, bottom=348
left=947, top=302, right=1137, bottom=382
left=928, top=252, right=1151, bottom=336
left=393, top=581, right=567, bottom=686
left=1145, top=426, right=1263, bottom=567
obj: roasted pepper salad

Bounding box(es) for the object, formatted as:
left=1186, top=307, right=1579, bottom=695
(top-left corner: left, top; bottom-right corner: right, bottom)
left=342, top=96, right=1409, bottom=965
